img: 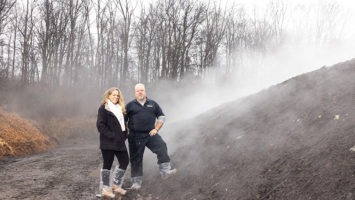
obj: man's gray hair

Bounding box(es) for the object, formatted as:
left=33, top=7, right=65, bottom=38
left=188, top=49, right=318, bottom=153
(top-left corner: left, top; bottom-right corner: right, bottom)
left=135, top=83, right=145, bottom=90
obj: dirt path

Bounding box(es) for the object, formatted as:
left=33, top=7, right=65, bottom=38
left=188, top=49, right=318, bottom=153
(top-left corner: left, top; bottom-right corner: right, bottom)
left=0, top=132, right=102, bottom=200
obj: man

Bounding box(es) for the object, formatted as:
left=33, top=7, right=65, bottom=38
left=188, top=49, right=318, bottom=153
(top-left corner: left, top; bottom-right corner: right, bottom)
left=125, top=83, right=176, bottom=190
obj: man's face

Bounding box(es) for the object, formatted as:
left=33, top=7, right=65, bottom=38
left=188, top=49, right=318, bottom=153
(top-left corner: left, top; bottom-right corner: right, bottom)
left=135, top=85, right=146, bottom=101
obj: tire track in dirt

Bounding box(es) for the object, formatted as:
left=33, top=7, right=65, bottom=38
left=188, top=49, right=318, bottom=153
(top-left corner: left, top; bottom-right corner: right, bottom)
left=0, top=132, right=101, bottom=200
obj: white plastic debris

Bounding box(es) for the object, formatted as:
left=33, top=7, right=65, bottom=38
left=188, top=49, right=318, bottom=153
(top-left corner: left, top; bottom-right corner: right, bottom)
left=350, top=146, right=355, bottom=152
left=236, top=135, right=244, bottom=140
left=334, top=115, right=340, bottom=120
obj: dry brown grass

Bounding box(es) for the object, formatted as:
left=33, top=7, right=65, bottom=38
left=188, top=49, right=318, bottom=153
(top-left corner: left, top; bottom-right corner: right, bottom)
left=0, top=108, right=53, bottom=160
left=39, top=117, right=96, bottom=142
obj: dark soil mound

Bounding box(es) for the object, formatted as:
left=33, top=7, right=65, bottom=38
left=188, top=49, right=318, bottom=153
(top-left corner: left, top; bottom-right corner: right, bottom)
left=133, top=59, right=355, bottom=200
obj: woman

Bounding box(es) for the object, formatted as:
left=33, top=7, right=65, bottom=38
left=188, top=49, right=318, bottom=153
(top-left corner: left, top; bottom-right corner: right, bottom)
left=96, top=87, right=128, bottom=198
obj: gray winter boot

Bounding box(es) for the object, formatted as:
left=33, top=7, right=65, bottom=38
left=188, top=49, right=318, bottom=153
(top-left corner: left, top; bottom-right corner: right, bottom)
left=159, top=162, right=177, bottom=179
left=101, top=169, right=115, bottom=198
left=112, top=166, right=127, bottom=195
left=130, top=176, right=142, bottom=190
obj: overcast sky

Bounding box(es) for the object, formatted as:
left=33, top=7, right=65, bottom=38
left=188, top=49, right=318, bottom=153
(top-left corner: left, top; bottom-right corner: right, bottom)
left=215, top=0, right=355, bottom=34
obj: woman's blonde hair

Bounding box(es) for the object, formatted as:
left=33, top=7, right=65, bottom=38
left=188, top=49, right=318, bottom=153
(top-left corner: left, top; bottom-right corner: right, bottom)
left=100, top=87, right=126, bottom=114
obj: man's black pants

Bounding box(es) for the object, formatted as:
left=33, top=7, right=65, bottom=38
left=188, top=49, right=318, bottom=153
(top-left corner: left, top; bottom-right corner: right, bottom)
left=128, top=132, right=170, bottom=177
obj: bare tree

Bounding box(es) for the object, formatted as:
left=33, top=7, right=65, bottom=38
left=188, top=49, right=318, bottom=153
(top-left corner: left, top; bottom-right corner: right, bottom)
left=94, top=0, right=105, bottom=88
left=177, top=0, right=204, bottom=80
left=7, top=0, right=344, bottom=89
left=84, top=1, right=95, bottom=86
left=0, top=0, right=16, bottom=35
left=134, top=4, right=156, bottom=83
left=62, top=0, right=85, bottom=87
left=0, top=0, right=16, bottom=80
left=267, top=0, right=288, bottom=45
left=52, top=6, right=69, bottom=86
left=94, top=0, right=118, bottom=89
left=114, top=0, right=135, bottom=87
left=197, top=2, right=227, bottom=77
left=18, top=0, right=37, bottom=84
left=314, top=2, right=344, bottom=46
left=71, top=0, right=90, bottom=87
left=37, top=0, right=55, bottom=85
left=224, top=5, right=248, bottom=74
left=152, top=0, right=205, bottom=81
left=103, top=2, right=118, bottom=87
left=9, top=7, right=18, bottom=80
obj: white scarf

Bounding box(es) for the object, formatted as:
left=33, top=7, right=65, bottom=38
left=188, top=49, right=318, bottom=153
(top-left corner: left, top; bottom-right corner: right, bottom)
left=107, top=99, right=126, bottom=131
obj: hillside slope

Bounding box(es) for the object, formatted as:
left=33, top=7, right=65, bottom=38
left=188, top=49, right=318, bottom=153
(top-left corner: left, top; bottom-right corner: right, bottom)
left=133, top=59, right=355, bottom=200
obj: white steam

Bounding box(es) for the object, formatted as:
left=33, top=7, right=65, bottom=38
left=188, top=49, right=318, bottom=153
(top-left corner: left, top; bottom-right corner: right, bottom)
left=140, top=0, right=355, bottom=174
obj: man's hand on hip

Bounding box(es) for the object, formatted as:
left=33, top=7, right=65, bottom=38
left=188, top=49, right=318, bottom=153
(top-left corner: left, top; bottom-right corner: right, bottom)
left=149, top=128, right=158, bottom=136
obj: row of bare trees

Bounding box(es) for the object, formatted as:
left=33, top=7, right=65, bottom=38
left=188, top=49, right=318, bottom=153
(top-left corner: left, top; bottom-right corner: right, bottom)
left=0, top=0, right=350, bottom=89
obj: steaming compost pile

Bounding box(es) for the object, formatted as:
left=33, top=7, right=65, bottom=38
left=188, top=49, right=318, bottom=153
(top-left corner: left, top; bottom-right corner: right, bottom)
left=1, top=58, right=354, bottom=199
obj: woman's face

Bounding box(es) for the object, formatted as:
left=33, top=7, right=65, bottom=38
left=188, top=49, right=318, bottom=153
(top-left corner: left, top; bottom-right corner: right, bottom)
left=108, top=90, right=119, bottom=104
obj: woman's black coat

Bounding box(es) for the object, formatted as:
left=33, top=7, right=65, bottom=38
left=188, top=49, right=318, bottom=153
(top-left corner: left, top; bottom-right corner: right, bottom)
left=96, top=104, right=128, bottom=151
